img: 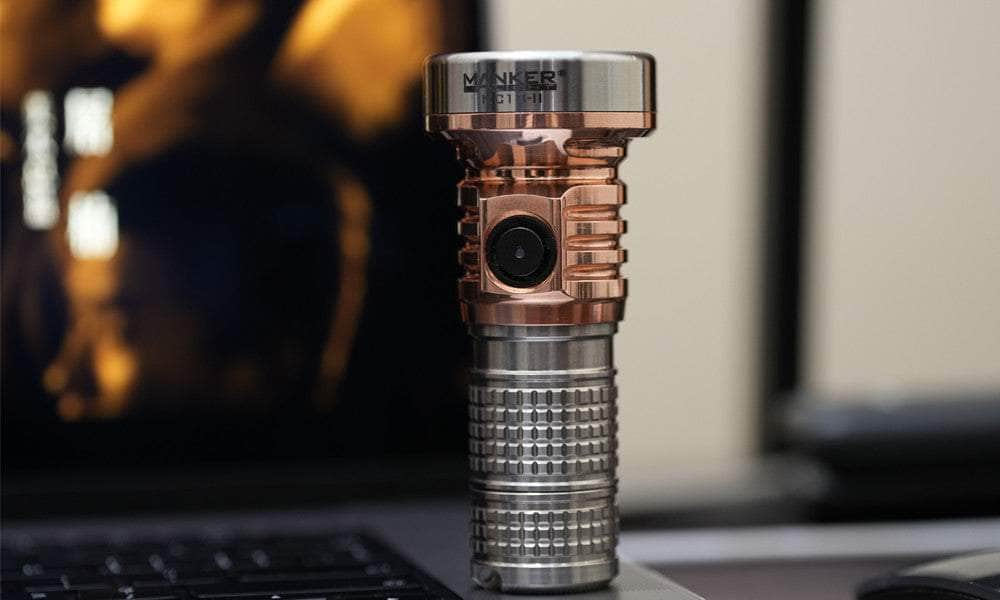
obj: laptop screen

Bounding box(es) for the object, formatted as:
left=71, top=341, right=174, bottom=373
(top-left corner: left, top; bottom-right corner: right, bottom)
left=1, top=1, right=478, bottom=475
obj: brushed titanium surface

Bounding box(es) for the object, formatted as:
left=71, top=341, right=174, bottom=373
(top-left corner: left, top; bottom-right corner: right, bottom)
left=424, top=51, right=654, bottom=114
left=468, top=324, right=619, bottom=593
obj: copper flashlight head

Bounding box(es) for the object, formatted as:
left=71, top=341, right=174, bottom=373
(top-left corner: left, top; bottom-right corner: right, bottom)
left=424, top=51, right=655, bottom=593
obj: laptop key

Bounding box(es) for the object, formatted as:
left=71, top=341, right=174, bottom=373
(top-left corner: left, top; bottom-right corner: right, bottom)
left=344, top=593, right=434, bottom=600
left=157, top=564, right=228, bottom=583
left=156, top=572, right=227, bottom=587
left=22, top=579, right=72, bottom=593
left=185, top=594, right=431, bottom=600
left=2, top=568, right=44, bottom=582
left=77, top=586, right=180, bottom=600
left=59, top=574, right=123, bottom=591
left=237, top=568, right=407, bottom=583
left=9, top=592, right=81, bottom=600
left=185, top=577, right=421, bottom=598
left=341, top=594, right=431, bottom=600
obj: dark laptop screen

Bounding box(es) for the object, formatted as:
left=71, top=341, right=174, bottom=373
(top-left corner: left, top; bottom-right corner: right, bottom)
left=1, top=1, right=478, bottom=474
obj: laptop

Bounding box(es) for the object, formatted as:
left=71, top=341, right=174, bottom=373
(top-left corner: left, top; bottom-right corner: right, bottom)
left=2, top=407, right=696, bottom=600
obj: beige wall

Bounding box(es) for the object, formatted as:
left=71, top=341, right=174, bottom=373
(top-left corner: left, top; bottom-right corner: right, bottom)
left=805, top=0, right=1000, bottom=397
left=486, top=1, right=1000, bottom=508
left=488, top=0, right=767, bottom=510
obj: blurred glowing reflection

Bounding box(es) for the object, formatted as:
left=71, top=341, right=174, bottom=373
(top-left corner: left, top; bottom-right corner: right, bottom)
left=315, top=172, right=372, bottom=409
left=96, top=0, right=260, bottom=66
left=67, top=190, right=119, bottom=260
left=64, top=87, right=115, bottom=156
left=275, top=0, right=441, bottom=138
left=21, top=90, right=60, bottom=229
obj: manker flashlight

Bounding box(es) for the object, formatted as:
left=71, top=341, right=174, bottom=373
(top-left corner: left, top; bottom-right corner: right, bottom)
left=424, top=51, right=655, bottom=593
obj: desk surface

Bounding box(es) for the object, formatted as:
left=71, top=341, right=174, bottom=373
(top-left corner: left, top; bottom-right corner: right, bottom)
left=621, top=518, right=1000, bottom=600
left=653, top=557, right=924, bottom=600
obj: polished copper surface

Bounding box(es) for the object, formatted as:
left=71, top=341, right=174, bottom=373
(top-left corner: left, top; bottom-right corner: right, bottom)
left=431, top=111, right=653, bottom=326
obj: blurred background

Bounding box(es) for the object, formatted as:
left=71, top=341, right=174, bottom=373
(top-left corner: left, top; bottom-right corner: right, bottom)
left=2, top=0, right=998, bottom=524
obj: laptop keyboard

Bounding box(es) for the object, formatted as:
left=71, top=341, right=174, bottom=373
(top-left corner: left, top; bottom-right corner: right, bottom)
left=1, top=531, right=459, bottom=600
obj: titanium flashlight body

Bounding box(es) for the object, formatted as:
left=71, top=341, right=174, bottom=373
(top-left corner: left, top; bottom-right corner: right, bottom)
left=424, top=51, right=655, bottom=593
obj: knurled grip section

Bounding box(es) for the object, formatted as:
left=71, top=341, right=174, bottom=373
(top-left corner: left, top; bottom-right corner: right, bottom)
left=471, top=491, right=618, bottom=560
left=468, top=324, right=618, bottom=592
left=468, top=382, right=619, bottom=591
left=468, top=385, right=618, bottom=485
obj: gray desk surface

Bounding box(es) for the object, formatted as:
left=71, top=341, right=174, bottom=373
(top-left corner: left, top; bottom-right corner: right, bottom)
left=652, top=557, right=924, bottom=600
left=621, top=518, right=1000, bottom=600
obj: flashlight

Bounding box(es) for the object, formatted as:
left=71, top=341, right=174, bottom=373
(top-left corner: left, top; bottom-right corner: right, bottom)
left=424, top=51, right=655, bottom=593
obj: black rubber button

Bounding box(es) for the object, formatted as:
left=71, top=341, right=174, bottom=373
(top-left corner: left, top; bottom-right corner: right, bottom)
left=486, top=216, right=557, bottom=287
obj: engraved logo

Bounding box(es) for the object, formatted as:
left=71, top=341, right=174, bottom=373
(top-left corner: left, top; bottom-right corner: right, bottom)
left=462, top=70, right=565, bottom=93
